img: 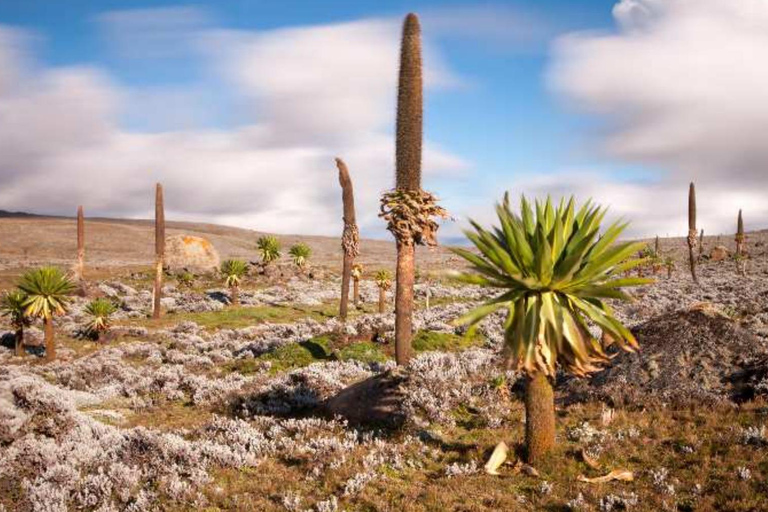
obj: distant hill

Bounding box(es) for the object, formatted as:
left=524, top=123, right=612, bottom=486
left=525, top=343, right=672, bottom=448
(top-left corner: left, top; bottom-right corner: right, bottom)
left=0, top=214, right=456, bottom=274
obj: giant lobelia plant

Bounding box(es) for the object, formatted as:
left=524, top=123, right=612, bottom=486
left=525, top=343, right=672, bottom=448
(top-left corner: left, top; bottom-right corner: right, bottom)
left=18, top=266, right=76, bottom=361
left=380, top=13, right=448, bottom=365
left=452, top=194, right=650, bottom=464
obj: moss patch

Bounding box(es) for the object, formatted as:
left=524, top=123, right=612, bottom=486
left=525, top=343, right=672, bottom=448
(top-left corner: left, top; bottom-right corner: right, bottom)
left=257, top=336, right=333, bottom=372
left=412, top=330, right=484, bottom=353
left=127, top=304, right=335, bottom=331
left=337, top=340, right=389, bottom=364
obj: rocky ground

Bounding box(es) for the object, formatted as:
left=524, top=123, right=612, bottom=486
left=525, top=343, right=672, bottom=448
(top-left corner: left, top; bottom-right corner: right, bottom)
left=1, top=231, right=768, bottom=511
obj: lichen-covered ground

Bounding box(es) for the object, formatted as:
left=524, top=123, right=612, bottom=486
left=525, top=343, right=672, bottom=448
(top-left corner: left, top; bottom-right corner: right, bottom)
left=2, top=245, right=768, bottom=511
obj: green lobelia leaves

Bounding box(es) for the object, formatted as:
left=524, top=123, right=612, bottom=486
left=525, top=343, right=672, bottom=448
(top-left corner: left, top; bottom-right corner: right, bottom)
left=452, top=195, right=652, bottom=377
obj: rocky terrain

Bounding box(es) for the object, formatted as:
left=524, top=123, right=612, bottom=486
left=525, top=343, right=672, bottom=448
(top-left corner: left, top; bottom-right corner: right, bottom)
left=1, top=222, right=768, bottom=511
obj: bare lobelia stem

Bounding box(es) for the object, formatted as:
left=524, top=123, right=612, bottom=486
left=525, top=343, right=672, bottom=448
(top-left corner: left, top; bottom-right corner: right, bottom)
left=336, top=158, right=359, bottom=322
left=152, top=183, right=165, bottom=320
left=687, top=182, right=699, bottom=284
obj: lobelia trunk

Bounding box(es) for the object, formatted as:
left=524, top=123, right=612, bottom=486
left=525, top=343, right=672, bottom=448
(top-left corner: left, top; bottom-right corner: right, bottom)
left=336, top=158, right=358, bottom=322
left=15, top=327, right=24, bottom=357
left=353, top=278, right=360, bottom=307
left=44, top=316, right=55, bottom=362
left=687, top=182, right=699, bottom=284
left=395, top=243, right=415, bottom=365
left=525, top=371, right=555, bottom=464
left=153, top=183, right=165, bottom=319
left=393, top=13, right=423, bottom=366
left=378, top=287, right=386, bottom=314
left=231, top=284, right=240, bottom=307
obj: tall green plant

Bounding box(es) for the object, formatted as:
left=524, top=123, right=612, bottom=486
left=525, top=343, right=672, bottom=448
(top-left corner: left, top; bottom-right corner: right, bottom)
left=257, top=236, right=281, bottom=265
left=18, top=266, right=76, bottom=361
left=221, top=259, right=248, bottom=306
left=380, top=13, right=447, bottom=365
left=289, top=243, right=312, bottom=270
left=1, top=290, right=30, bottom=357
left=84, top=298, right=116, bottom=341
left=452, top=195, right=649, bottom=464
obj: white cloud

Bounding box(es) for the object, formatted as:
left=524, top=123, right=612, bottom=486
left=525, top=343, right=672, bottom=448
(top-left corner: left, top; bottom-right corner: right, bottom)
left=204, top=19, right=462, bottom=146
left=0, top=14, right=468, bottom=238
left=545, top=0, right=768, bottom=236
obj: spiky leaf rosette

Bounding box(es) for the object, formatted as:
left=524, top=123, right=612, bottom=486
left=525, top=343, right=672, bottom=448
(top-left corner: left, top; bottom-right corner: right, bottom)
left=375, top=269, right=392, bottom=291
left=351, top=263, right=364, bottom=280
left=221, top=259, right=248, bottom=287
left=452, top=195, right=651, bottom=377
left=85, top=298, right=116, bottom=333
left=289, top=243, right=312, bottom=268
left=176, top=272, right=195, bottom=288
left=257, top=236, right=281, bottom=264
left=380, top=189, right=449, bottom=247
left=1, top=290, right=31, bottom=329
left=18, top=266, right=76, bottom=319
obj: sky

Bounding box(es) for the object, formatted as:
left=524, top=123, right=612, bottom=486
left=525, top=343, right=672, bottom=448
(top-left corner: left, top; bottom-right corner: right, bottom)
left=0, top=0, right=765, bottom=242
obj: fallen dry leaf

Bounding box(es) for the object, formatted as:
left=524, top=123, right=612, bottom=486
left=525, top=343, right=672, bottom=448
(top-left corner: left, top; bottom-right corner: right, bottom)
left=521, top=464, right=540, bottom=477
left=484, top=442, right=508, bottom=475
left=581, top=449, right=601, bottom=469
left=577, top=469, right=634, bottom=484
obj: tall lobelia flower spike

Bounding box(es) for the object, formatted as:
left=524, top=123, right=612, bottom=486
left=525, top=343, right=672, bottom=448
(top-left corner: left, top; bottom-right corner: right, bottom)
left=75, top=205, right=85, bottom=282
left=153, top=183, right=165, bottom=320
left=380, top=13, right=448, bottom=365
left=735, top=209, right=746, bottom=275
left=336, top=158, right=359, bottom=322
left=736, top=209, right=745, bottom=255
left=687, top=182, right=699, bottom=284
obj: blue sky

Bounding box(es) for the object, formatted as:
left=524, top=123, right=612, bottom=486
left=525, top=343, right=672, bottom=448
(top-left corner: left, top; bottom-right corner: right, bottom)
left=0, top=0, right=765, bottom=240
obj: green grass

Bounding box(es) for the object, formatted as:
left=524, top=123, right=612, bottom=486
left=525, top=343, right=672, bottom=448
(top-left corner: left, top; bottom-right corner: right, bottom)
left=412, top=330, right=484, bottom=352
left=256, top=336, right=333, bottom=372
left=127, top=303, right=338, bottom=331
left=226, top=336, right=391, bottom=375
left=337, top=340, right=389, bottom=364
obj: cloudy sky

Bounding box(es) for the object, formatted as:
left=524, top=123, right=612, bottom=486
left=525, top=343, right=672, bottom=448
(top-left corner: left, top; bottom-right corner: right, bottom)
left=0, top=0, right=764, bottom=241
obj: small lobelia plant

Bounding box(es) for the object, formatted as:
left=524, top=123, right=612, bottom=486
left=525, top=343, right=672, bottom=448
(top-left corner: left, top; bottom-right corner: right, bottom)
left=221, top=259, right=248, bottom=307
left=452, top=194, right=650, bottom=464
left=289, top=243, right=312, bottom=270
left=84, top=298, right=117, bottom=342
left=351, top=263, right=364, bottom=307
left=374, top=269, right=392, bottom=314
left=1, top=289, right=31, bottom=357
left=257, top=235, right=281, bottom=266
left=18, top=266, right=76, bottom=362
left=664, top=256, right=675, bottom=279
left=176, top=271, right=195, bottom=289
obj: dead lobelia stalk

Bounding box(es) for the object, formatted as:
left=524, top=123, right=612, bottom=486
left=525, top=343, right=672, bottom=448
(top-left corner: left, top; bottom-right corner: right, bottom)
left=152, top=183, right=165, bottom=320
left=687, top=182, right=699, bottom=284
left=75, top=205, right=85, bottom=282
left=736, top=209, right=746, bottom=276
left=336, top=158, right=359, bottom=322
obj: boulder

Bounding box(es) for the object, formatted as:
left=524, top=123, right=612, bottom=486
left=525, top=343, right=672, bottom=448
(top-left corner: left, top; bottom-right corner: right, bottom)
left=324, top=369, right=408, bottom=428
left=710, top=245, right=730, bottom=261
left=164, top=235, right=220, bottom=274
